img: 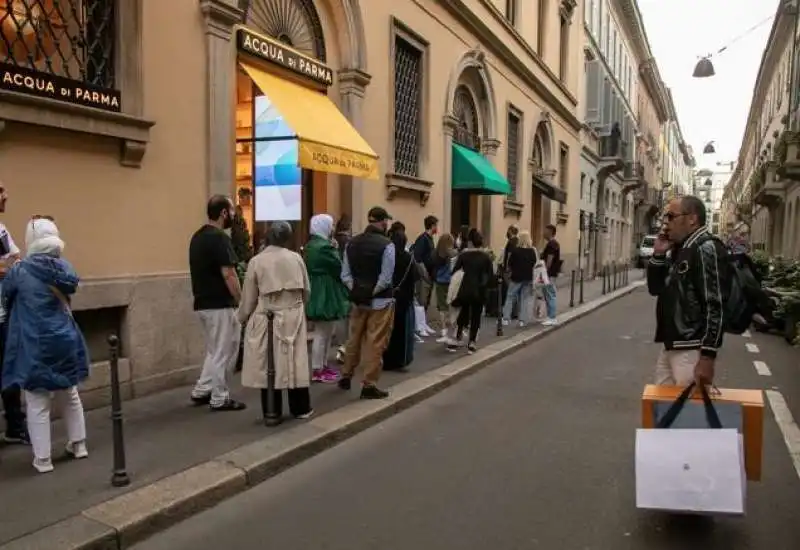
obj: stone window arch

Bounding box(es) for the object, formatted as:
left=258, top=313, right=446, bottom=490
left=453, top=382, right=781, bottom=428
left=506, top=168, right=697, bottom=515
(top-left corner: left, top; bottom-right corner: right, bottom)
left=242, top=0, right=327, bottom=61
left=530, top=116, right=555, bottom=172
left=445, top=49, right=498, bottom=150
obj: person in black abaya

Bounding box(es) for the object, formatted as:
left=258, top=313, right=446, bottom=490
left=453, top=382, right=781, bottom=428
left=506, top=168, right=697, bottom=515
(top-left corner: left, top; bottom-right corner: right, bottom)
left=382, top=222, right=417, bottom=371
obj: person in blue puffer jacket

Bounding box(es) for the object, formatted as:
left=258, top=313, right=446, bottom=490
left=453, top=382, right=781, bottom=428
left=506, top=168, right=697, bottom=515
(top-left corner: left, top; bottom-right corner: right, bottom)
left=1, top=217, right=89, bottom=474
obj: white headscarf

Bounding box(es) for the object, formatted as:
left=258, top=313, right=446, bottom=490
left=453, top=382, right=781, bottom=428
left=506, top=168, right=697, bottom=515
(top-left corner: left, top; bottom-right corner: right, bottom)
left=25, top=218, right=64, bottom=256
left=309, top=214, right=334, bottom=239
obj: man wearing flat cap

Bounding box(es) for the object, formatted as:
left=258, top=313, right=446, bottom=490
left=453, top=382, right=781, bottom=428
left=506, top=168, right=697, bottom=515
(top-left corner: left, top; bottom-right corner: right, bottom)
left=338, top=206, right=396, bottom=399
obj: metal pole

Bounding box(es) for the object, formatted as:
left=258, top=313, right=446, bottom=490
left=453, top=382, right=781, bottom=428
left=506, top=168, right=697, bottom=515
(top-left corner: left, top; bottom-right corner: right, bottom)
left=264, top=311, right=281, bottom=427
left=602, top=264, right=607, bottom=295
left=496, top=269, right=504, bottom=336
left=108, top=335, right=130, bottom=487
left=613, top=263, right=618, bottom=290
left=569, top=269, right=576, bottom=308
left=579, top=268, right=585, bottom=304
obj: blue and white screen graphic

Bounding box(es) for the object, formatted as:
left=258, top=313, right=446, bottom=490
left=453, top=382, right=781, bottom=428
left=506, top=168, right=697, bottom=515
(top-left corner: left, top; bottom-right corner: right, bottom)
left=253, top=94, right=302, bottom=221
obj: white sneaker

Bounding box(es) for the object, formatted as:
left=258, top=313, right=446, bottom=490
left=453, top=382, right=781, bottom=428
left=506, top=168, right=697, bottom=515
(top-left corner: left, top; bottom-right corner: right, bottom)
left=33, top=457, right=54, bottom=474
left=501, top=319, right=510, bottom=326
left=66, top=440, right=89, bottom=459
left=518, top=321, right=527, bottom=328
left=542, top=319, right=558, bottom=326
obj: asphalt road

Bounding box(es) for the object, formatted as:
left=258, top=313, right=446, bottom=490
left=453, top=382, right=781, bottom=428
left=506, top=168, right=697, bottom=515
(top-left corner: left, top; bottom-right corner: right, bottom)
left=133, top=288, right=800, bottom=550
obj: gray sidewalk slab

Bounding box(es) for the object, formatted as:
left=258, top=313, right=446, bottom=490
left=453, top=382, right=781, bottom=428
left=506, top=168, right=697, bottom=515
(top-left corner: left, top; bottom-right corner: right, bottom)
left=0, top=269, right=642, bottom=546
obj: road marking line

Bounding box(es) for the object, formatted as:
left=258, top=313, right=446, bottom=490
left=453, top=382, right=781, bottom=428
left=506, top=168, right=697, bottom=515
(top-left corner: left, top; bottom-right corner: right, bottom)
left=742, top=330, right=751, bottom=338
left=766, top=390, right=800, bottom=481
left=753, top=360, right=771, bottom=376
left=745, top=343, right=760, bottom=353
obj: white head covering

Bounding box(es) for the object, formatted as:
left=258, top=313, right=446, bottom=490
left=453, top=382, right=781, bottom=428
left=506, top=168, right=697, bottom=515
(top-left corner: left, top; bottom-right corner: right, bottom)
left=309, top=214, right=334, bottom=239
left=25, top=218, right=64, bottom=256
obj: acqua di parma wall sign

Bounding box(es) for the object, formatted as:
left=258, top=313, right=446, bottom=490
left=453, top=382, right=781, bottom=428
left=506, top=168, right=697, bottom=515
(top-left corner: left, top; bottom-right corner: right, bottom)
left=0, top=62, right=121, bottom=113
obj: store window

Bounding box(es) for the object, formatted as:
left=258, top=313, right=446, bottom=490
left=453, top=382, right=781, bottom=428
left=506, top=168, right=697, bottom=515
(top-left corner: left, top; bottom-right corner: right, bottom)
left=393, top=36, right=423, bottom=177
left=506, top=108, right=521, bottom=199
left=1, top=0, right=115, bottom=88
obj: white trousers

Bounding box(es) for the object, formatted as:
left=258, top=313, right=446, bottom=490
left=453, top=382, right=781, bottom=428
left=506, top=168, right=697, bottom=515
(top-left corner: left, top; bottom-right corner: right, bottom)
left=654, top=349, right=699, bottom=386
left=26, top=386, right=86, bottom=461
left=192, top=308, right=240, bottom=406
left=311, top=320, right=336, bottom=371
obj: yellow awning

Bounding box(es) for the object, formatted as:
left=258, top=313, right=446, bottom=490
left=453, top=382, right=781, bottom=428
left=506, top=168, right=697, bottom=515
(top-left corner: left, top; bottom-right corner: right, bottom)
left=240, top=62, right=379, bottom=180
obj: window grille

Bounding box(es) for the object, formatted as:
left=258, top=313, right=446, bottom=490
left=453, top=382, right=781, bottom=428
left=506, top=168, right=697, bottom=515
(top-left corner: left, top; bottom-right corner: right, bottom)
left=393, top=37, right=422, bottom=177
left=506, top=111, right=520, bottom=198
left=0, top=0, right=116, bottom=88
left=453, top=85, right=480, bottom=151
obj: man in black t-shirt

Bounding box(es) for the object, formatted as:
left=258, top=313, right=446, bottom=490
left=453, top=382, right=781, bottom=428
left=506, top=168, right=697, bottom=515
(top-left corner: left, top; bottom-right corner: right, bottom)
left=188, top=195, right=246, bottom=411
left=541, top=224, right=561, bottom=326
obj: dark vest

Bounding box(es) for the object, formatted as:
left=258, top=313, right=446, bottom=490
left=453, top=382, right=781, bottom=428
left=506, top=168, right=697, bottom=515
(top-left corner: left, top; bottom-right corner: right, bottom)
left=346, top=226, right=392, bottom=304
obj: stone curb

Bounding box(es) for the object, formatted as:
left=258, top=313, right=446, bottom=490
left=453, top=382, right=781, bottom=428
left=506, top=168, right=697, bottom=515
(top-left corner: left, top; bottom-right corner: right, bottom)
left=1, top=281, right=644, bottom=550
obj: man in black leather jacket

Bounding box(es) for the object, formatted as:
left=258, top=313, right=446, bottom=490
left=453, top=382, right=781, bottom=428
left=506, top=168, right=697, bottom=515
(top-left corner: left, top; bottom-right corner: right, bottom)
left=647, top=196, right=727, bottom=387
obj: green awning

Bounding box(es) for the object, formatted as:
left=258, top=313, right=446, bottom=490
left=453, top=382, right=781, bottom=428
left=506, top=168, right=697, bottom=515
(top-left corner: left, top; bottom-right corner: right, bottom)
left=451, top=143, right=511, bottom=195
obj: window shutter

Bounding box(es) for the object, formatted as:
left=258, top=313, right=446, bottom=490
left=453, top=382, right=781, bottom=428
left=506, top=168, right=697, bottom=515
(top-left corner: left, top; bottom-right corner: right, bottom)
left=585, top=59, right=601, bottom=124
left=602, top=78, right=612, bottom=126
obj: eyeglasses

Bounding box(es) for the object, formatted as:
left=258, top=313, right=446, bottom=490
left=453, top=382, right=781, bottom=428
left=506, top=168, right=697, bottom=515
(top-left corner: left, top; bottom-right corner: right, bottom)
left=662, top=212, right=687, bottom=222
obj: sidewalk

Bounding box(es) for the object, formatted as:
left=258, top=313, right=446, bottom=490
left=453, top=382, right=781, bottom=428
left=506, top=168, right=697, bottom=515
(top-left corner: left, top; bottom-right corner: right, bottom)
left=0, top=269, right=643, bottom=545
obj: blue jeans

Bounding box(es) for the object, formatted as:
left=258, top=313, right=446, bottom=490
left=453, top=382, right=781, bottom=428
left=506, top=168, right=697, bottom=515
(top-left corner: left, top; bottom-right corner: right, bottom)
left=543, top=283, right=557, bottom=320
left=502, top=281, right=533, bottom=323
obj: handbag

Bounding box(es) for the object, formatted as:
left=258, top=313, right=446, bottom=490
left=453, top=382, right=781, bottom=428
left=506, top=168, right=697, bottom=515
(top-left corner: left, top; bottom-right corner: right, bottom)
left=49, top=285, right=73, bottom=317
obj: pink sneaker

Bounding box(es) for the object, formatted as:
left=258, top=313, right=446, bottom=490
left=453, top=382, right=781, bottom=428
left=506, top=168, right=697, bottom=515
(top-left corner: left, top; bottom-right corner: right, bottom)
left=312, top=369, right=326, bottom=383
left=320, top=367, right=340, bottom=383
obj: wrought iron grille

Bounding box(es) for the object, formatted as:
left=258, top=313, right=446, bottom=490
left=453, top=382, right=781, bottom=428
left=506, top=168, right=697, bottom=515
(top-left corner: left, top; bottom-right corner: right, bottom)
left=506, top=111, right=520, bottom=198
left=453, top=85, right=480, bottom=151
left=0, top=0, right=116, bottom=88
left=244, top=0, right=326, bottom=61
left=393, top=37, right=422, bottom=177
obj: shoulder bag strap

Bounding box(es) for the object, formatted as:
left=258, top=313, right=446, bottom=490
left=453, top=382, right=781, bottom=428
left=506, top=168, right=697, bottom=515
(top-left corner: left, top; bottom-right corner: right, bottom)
left=49, top=285, right=73, bottom=317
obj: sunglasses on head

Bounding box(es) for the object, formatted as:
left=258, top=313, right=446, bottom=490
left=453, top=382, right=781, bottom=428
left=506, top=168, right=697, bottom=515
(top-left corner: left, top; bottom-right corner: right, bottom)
left=31, top=215, right=55, bottom=222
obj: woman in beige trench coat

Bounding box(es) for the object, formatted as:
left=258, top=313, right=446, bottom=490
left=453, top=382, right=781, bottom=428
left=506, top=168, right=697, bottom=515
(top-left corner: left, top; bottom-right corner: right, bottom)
left=237, top=221, right=313, bottom=422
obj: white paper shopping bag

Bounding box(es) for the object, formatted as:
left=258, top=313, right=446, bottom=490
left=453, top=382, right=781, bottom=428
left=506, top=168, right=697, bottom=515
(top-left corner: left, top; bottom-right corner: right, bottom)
left=635, top=428, right=746, bottom=515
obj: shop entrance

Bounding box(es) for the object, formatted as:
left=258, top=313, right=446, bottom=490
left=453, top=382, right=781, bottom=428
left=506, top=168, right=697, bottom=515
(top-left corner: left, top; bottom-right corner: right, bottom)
left=232, top=26, right=379, bottom=252
left=235, top=69, right=319, bottom=250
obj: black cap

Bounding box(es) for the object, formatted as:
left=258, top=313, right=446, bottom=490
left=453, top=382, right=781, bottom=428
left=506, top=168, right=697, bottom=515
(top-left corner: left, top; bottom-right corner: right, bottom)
left=367, top=206, right=392, bottom=223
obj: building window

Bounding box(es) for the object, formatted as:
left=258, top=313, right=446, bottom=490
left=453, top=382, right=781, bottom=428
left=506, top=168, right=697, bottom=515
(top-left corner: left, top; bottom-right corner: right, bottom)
left=580, top=172, right=586, bottom=199
left=453, top=85, right=481, bottom=151
left=559, top=14, right=569, bottom=80
left=537, top=0, right=547, bottom=54
left=393, top=36, right=423, bottom=177
left=559, top=143, right=569, bottom=210
left=506, top=0, right=517, bottom=26
left=506, top=108, right=521, bottom=199
left=1, top=0, right=116, bottom=88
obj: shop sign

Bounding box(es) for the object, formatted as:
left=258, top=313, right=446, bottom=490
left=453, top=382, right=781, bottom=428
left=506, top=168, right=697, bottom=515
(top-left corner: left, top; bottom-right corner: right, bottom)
left=0, top=62, right=121, bottom=112
left=237, top=27, right=333, bottom=87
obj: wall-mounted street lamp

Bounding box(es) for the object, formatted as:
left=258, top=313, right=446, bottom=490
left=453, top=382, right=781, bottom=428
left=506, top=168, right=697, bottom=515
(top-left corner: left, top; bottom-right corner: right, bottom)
left=693, top=57, right=715, bottom=78
left=703, top=141, right=716, bottom=154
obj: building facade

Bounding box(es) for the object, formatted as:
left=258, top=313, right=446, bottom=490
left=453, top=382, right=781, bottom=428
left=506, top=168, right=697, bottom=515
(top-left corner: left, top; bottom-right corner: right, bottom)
left=0, top=0, right=586, bottom=406
left=581, top=0, right=675, bottom=268
left=725, top=1, right=800, bottom=258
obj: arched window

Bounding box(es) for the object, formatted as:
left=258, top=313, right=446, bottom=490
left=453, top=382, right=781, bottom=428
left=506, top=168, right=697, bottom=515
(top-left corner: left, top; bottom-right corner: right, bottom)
left=453, top=84, right=481, bottom=151
left=244, top=0, right=326, bottom=61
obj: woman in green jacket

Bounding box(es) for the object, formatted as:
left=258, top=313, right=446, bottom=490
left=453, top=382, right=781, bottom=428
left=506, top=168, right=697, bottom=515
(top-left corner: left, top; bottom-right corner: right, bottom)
left=304, top=214, right=350, bottom=383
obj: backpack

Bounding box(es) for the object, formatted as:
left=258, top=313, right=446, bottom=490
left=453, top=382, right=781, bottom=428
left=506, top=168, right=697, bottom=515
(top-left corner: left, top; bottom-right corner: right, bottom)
left=711, top=237, right=758, bottom=335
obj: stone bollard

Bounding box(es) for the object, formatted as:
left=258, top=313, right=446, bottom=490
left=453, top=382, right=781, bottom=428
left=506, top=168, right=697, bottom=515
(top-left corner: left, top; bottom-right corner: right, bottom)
left=108, top=335, right=130, bottom=487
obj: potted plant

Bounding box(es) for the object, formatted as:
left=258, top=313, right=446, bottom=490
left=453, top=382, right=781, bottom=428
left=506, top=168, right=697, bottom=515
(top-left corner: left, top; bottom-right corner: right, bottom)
left=230, top=207, right=253, bottom=371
